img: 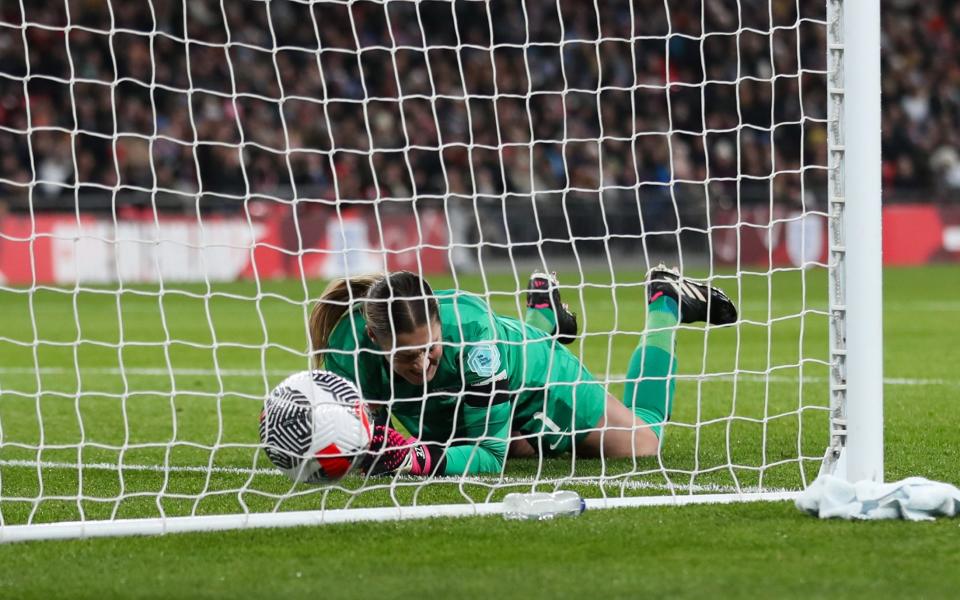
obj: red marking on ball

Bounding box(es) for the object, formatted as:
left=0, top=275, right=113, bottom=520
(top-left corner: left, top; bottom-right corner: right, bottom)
left=355, top=404, right=372, bottom=441
left=315, top=443, right=351, bottom=478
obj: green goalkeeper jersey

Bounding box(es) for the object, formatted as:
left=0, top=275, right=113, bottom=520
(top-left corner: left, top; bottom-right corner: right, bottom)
left=323, top=289, right=592, bottom=474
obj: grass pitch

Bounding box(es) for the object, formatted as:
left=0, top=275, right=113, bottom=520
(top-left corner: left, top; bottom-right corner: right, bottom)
left=1, top=264, right=959, bottom=598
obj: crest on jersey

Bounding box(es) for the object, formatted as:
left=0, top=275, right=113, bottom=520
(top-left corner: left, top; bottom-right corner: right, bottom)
left=466, top=344, right=501, bottom=378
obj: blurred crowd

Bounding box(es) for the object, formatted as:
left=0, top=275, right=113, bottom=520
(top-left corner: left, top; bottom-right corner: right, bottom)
left=882, top=0, right=960, bottom=196
left=0, top=0, right=953, bottom=218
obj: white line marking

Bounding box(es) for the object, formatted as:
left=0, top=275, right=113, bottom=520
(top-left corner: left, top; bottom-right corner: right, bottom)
left=1, top=367, right=956, bottom=387
left=0, top=459, right=795, bottom=495
left=721, top=301, right=960, bottom=312
left=413, top=475, right=797, bottom=495
left=0, top=367, right=288, bottom=377
left=0, top=459, right=277, bottom=476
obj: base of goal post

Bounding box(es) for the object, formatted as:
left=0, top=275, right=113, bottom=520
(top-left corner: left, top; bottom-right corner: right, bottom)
left=0, top=491, right=802, bottom=544
left=818, top=446, right=849, bottom=481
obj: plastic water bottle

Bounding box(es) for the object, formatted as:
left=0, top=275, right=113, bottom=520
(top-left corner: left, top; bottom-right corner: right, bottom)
left=502, top=491, right=586, bottom=520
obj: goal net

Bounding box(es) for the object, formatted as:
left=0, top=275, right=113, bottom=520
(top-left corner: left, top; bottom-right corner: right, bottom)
left=0, top=0, right=881, bottom=541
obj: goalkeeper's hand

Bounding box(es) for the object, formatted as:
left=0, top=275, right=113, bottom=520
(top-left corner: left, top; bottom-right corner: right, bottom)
left=361, top=424, right=437, bottom=476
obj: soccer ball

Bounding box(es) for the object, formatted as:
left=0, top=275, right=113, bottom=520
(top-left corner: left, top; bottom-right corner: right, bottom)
left=259, top=370, right=372, bottom=484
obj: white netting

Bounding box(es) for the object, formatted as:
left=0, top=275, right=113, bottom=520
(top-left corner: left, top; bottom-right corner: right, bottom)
left=0, top=0, right=836, bottom=539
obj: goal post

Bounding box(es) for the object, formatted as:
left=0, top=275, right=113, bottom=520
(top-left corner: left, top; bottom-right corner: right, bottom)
left=0, top=0, right=883, bottom=543
left=828, top=0, right=883, bottom=484
left=822, top=0, right=883, bottom=484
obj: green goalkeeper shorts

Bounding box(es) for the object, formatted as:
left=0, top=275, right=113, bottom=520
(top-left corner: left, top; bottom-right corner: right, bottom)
left=512, top=348, right=608, bottom=456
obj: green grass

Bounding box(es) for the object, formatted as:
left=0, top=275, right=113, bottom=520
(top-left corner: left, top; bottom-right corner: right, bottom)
left=2, top=503, right=960, bottom=599
left=1, top=264, right=960, bottom=597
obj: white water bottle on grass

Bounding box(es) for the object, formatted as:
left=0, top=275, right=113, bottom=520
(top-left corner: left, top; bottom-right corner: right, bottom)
left=502, top=491, right=585, bottom=520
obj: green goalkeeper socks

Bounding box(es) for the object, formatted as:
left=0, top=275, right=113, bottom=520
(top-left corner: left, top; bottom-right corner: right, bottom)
left=623, top=295, right=679, bottom=438
left=525, top=306, right=557, bottom=336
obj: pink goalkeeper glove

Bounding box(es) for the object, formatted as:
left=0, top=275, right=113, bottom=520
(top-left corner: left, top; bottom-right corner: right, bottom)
left=361, top=424, right=436, bottom=476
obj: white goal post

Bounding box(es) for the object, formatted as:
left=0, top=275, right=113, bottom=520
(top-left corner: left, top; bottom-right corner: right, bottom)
left=825, top=0, right=883, bottom=484
left=0, top=0, right=882, bottom=543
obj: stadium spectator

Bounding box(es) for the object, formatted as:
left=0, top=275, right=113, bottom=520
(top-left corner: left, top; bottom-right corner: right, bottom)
left=0, top=0, right=949, bottom=220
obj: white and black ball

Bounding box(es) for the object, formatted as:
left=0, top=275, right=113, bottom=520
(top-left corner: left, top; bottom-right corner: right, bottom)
left=259, top=370, right=372, bottom=484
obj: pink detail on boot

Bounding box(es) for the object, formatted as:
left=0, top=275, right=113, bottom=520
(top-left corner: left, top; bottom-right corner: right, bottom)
left=649, top=291, right=665, bottom=304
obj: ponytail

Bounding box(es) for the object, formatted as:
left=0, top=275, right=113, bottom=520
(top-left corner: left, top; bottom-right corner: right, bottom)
left=309, top=275, right=380, bottom=368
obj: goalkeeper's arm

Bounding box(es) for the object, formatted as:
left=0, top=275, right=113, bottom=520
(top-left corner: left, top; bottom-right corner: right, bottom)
left=440, top=377, right=512, bottom=476
left=363, top=378, right=512, bottom=477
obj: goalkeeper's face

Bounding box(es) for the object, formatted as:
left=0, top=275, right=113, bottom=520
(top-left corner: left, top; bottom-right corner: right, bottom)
left=381, top=319, right=443, bottom=386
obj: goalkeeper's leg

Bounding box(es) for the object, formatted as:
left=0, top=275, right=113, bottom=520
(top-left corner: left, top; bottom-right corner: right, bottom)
left=581, top=267, right=738, bottom=457
left=514, top=267, right=737, bottom=458
left=574, top=289, right=680, bottom=457
left=524, top=272, right=578, bottom=344
left=622, top=291, right=681, bottom=438
left=507, top=297, right=678, bottom=459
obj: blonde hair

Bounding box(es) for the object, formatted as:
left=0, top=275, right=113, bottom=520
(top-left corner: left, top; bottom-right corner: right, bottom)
left=309, top=272, right=439, bottom=368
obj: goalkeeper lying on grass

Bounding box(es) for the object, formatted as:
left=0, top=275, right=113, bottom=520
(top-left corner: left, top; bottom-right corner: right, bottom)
left=309, top=268, right=736, bottom=477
